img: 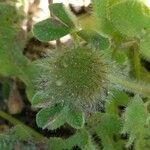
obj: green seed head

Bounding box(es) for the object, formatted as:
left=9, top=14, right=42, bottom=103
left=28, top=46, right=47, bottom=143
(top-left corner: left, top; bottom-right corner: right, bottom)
left=34, top=47, right=108, bottom=111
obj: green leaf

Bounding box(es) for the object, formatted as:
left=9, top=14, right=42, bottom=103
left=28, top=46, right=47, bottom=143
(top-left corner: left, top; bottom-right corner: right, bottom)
left=49, top=3, right=75, bottom=28
left=66, top=107, right=85, bottom=129
left=33, top=18, right=70, bottom=42
left=36, top=104, right=64, bottom=129
left=140, top=32, right=150, bottom=61
left=99, top=114, right=121, bottom=137
left=77, top=29, right=110, bottom=50
left=0, top=27, right=16, bottom=76
left=93, top=113, right=123, bottom=150
left=0, top=4, right=29, bottom=81
left=0, top=3, right=36, bottom=104
left=35, top=99, right=85, bottom=130
left=93, top=0, right=115, bottom=35
left=105, top=89, right=129, bottom=114
left=109, top=1, right=150, bottom=37
left=46, top=106, right=68, bottom=130
left=122, top=95, right=149, bottom=147
left=32, top=91, right=50, bottom=108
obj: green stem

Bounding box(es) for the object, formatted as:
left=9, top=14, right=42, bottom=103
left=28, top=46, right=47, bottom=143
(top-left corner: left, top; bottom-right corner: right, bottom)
left=0, top=110, right=46, bottom=141
left=108, top=75, right=150, bottom=96
left=133, top=49, right=141, bottom=80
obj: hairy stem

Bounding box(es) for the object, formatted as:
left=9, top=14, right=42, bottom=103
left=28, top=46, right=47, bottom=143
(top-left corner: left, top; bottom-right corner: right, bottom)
left=109, top=75, right=150, bottom=96
left=133, top=49, right=141, bottom=80
left=0, top=110, right=46, bottom=140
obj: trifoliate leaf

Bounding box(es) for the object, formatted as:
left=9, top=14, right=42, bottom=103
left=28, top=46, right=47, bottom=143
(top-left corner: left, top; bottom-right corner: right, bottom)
left=33, top=18, right=70, bottom=42
left=49, top=3, right=75, bottom=28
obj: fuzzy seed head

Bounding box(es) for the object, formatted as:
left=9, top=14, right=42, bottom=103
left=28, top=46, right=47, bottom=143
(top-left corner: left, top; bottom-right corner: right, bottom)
left=35, top=47, right=108, bottom=111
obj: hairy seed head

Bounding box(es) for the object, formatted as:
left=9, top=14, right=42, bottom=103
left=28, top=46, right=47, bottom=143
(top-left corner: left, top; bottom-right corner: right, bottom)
left=35, top=47, right=108, bottom=111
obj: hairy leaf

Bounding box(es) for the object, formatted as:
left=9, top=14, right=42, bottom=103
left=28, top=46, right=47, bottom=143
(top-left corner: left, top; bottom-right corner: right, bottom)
left=0, top=3, right=29, bottom=83
left=88, top=113, right=123, bottom=150
left=122, top=95, right=149, bottom=147
left=36, top=104, right=65, bottom=129
left=66, top=107, right=85, bottom=129
left=109, top=1, right=150, bottom=37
